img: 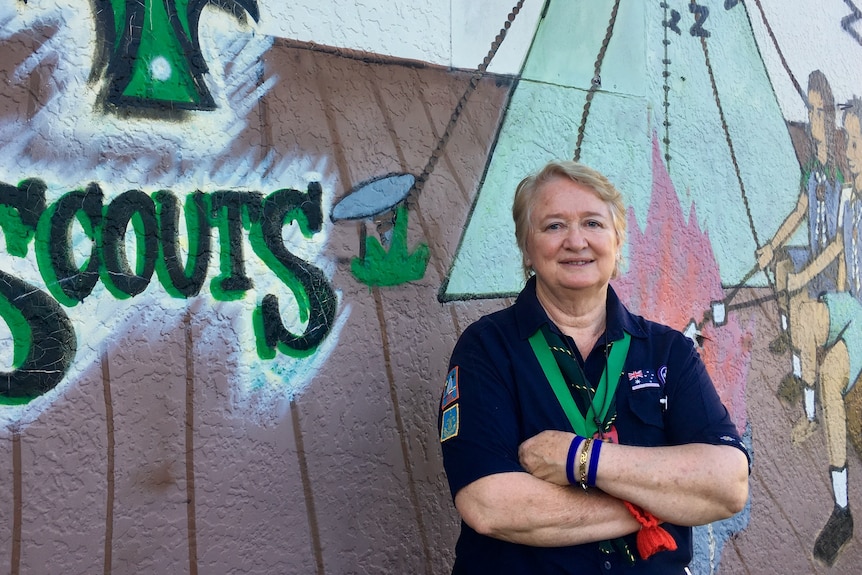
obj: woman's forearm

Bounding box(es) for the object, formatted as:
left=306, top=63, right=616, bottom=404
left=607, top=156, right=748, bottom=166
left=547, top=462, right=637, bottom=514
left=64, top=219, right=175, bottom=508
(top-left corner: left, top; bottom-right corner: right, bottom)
left=455, top=471, right=640, bottom=547
left=595, top=443, right=749, bottom=525
left=519, top=431, right=749, bottom=526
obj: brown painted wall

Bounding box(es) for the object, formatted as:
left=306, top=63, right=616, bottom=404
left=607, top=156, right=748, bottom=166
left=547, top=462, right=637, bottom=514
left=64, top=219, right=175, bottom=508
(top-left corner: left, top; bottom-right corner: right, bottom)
left=2, top=2, right=862, bottom=574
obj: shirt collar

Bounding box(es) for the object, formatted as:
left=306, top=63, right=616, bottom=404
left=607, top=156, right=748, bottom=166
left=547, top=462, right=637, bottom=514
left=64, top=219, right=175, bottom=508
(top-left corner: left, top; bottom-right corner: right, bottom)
left=514, top=276, right=647, bottom=341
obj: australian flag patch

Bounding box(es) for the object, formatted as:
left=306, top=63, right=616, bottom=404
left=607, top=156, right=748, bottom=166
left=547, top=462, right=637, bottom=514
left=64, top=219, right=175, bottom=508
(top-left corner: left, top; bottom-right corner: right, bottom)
left=627, top=368, right=662, bottom=391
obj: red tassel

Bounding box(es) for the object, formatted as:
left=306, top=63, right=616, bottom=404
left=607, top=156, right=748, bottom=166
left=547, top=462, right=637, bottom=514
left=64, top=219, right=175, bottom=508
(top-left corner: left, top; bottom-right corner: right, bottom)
left=623, top=501, right=678, bottom=559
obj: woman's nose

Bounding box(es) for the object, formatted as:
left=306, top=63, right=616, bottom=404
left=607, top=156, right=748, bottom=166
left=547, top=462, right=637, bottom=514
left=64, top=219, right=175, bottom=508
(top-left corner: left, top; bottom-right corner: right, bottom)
left=562, top=226, right=587, bottom=249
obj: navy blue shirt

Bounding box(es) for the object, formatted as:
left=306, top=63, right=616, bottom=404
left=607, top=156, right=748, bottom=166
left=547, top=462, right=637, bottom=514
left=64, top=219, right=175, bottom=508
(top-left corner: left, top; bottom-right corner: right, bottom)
left=438, top=277, right=748, bottom=574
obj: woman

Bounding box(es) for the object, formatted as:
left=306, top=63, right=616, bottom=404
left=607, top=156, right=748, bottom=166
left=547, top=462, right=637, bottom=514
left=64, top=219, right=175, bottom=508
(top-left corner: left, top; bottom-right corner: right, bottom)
left=438, top=160, right=750, bottom=574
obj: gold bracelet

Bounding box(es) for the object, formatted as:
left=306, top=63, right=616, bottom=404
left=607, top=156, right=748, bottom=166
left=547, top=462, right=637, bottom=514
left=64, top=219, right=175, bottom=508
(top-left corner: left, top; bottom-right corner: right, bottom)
left=579, top=438, right=593, bottom=489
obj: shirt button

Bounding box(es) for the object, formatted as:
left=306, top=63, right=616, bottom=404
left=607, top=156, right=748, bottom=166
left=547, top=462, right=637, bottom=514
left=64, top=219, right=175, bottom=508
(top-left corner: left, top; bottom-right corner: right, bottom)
left=603, top=560, right=612, bottom=570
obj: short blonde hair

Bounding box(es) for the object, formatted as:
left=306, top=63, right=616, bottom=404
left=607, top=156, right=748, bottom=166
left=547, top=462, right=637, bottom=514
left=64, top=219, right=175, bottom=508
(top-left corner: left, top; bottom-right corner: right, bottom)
left=512, top=160, right=627, bottom=280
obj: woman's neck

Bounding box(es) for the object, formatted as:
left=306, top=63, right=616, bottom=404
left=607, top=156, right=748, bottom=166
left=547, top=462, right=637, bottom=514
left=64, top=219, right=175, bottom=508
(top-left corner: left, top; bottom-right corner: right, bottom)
left=535, top=281, right=608, bottom=357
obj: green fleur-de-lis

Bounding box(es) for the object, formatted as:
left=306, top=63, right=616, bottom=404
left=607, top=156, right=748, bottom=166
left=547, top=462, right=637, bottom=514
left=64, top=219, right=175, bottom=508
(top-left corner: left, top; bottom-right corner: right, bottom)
left=350, top=204, right=430, bottom=287
left=93, top=0, right=259, bottom=110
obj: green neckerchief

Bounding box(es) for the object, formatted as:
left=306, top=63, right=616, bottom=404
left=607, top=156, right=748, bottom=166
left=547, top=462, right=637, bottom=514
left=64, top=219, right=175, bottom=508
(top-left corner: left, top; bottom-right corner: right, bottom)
left=801, top=157, right=844, bottom=187
left=528, top=325, right=636, bottom=564
left=528, top=325, right=631, bottom=437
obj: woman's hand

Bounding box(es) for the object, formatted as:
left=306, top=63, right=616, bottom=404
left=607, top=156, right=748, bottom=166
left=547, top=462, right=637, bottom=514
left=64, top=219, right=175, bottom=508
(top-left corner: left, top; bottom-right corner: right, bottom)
left=518, top=430, right=574, bottom=486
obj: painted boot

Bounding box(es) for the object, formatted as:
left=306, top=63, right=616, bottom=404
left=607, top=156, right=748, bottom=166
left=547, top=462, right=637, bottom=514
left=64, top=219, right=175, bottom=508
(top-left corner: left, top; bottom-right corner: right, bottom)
left=768, top=331, right=791, bottom=354
left=813, top=505, right=853, bottom=566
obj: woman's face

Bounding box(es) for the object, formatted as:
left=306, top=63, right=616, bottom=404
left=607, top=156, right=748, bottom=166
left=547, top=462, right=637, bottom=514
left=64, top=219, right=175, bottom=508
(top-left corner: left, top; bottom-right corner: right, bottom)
left=525, top=177, right=620, bottom=297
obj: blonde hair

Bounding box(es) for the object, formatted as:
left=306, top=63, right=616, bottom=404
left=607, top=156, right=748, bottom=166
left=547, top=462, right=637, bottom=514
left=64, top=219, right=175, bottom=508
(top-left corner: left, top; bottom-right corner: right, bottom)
left=512, top=160, right=626, bottom=280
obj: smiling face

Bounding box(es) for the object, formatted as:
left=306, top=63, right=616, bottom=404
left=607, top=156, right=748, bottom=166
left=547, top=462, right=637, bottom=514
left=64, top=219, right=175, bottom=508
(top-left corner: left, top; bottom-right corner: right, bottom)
left=524, top=177, right=620, bottom=299
left=846, top=111, right=862, bottom=190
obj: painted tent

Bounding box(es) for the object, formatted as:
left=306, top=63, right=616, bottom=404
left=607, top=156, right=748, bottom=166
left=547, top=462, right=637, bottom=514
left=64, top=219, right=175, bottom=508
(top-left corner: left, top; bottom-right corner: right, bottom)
left=444, top=0, right=800, bottom=299
left=2, top=0, right=862, bottom=573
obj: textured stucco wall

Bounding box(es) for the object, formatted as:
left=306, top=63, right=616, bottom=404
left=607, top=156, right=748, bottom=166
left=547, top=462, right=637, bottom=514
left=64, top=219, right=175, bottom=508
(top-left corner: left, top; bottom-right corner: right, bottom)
left=1, top=1, right=862, bottom=574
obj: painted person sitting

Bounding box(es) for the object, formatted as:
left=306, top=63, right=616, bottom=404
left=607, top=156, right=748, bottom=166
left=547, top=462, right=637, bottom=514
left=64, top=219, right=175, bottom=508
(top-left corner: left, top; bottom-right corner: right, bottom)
left=755, top=70, right=844, bottom=443
left=782, top=97, right=862, bottom=566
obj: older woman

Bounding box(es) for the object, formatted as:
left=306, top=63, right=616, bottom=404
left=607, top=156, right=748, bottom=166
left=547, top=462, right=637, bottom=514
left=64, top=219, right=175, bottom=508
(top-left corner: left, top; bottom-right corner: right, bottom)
left=438, top=160, right=750, bottom=574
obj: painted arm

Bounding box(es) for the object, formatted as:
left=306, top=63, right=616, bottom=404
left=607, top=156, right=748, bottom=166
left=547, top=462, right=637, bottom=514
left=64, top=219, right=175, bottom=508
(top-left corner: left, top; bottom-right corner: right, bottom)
left=519, top=431, right=749, bottom=526
left=756, top=192, right=808, bottom=269
left=454, top=470, right=640, bottom=546
left=787, top=233, right=844, bottom=293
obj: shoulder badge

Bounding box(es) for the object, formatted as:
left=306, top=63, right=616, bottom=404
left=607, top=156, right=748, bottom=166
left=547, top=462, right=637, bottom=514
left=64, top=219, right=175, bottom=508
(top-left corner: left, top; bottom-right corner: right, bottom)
left=440, top=405, right=460, bottom=442
left=441, top=366, right=460, bottom=409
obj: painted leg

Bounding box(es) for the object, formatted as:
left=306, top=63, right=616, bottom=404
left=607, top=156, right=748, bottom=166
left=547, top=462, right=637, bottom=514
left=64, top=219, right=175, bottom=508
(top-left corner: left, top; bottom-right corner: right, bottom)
left=769, top=258, right=793, bottom=355
left=813, top=341, right=854, bottom=566
left=790, top=300, right=828, bottom=443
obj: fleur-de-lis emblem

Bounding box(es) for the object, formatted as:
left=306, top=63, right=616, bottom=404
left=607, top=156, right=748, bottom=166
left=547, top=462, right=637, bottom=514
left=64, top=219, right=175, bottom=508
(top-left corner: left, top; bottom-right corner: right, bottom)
left=92, top=0, right=259, bottom=110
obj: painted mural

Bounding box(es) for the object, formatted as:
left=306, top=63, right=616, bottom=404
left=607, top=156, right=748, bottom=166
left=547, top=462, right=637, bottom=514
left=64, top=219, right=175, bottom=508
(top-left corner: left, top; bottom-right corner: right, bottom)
left=0, top=0, right=861, bottom=573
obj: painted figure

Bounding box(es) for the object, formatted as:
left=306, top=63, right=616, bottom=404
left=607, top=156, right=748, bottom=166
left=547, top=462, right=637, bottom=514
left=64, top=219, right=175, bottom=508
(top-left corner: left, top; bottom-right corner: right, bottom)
left=755, top=70, right=844, bottom=444
left=780, top=97, right=862, bottom=566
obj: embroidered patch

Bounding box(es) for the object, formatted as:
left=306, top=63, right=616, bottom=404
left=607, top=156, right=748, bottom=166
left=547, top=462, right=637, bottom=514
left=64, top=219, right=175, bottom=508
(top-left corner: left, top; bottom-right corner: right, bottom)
left=441, top=367, right=460, bottom=409
left=628, top=368, right=661, bottom=391
left=440, top=405, right=460, bottom=442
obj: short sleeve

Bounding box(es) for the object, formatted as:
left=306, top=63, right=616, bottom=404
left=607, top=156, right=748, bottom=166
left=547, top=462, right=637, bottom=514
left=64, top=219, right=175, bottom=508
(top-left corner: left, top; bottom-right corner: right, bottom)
left=664, top=334, right=751, bottom=470
left=438, top=322, right=525, bottom=499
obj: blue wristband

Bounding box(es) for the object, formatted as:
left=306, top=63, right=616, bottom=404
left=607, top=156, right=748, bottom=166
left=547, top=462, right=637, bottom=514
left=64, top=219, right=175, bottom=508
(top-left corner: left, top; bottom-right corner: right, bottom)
left=587, top=438, right=603, bottom=487
left=566, top=435, right=585, bottom=485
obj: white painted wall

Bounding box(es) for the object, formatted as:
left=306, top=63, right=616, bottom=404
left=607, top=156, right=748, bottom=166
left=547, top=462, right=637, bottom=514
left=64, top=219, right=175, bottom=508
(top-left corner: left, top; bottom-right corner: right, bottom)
left=258, top=0, right=544, bottom=74
left=747, top=0, right=862, bottom=122
left=258, top=0, right=862, bottom=120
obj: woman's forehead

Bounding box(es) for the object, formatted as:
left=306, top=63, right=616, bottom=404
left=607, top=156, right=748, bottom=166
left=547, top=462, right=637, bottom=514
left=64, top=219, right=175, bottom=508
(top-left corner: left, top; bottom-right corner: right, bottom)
left=533, top=180, right=608, bottom=213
